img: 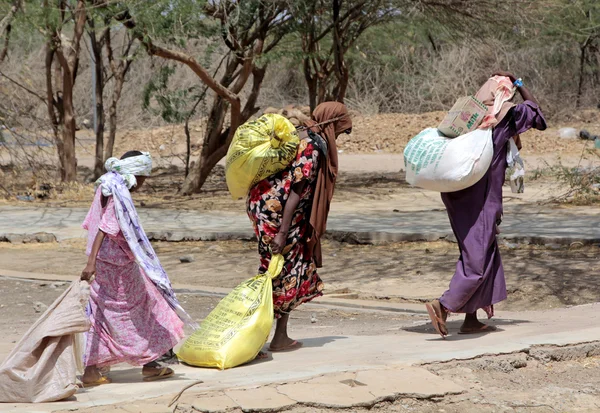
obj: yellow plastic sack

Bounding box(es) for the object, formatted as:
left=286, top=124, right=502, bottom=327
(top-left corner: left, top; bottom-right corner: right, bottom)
left=226, top=114, right=299, bottom=199
left=176, top=255, right=284, bottom=369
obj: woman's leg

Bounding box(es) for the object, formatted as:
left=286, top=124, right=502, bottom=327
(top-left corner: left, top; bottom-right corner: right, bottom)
left=459, top=311, right=497, bottom=334
left=82, top=365, right=102, bottom=384
left=269, top=313, right=302, bottom=351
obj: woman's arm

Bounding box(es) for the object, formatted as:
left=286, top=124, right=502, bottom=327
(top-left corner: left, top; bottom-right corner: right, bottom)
left=271, top=180, right=307, bottom=255
left=516, top=85, right=539, bottom=106
left=81, top=230, right=106, bottom=280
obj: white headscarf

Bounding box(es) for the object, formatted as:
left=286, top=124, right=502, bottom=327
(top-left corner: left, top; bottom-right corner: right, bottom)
left=98, top=152, right=152, bottom=196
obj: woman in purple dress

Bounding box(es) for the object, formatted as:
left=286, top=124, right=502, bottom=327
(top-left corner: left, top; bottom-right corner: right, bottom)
left=426, top=71, right=547, bottom=338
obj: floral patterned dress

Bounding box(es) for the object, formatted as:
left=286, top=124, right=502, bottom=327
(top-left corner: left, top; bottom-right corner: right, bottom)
left=247, top=134, right=325, bottom=316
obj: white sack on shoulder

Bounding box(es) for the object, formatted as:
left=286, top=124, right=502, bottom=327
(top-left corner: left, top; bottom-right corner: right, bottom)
left=403, top=128, right=493, bottom=193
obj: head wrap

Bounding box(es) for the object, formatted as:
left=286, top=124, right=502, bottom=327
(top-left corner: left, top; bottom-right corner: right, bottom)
left=476, top=76, right=517, bottom=129
left=302, top=102, right=352, bottom=267
left=98, top=152, right=152, bottom=196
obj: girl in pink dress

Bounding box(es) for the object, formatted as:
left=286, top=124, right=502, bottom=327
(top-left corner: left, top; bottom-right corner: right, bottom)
left=80, top=151, right=192, bottom=386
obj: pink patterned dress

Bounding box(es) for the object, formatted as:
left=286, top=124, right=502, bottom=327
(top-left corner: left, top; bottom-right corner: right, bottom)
left=83, top=192, right=185, bottom=367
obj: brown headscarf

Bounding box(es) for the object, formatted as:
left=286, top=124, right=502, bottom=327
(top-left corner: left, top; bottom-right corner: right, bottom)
left=303, top=102, right=352, bottom=268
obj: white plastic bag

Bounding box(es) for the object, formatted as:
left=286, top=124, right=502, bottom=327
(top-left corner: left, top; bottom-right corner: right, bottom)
left=403, top=128, right=493, bottom=193
left=507, top=137, right=525, bottom=193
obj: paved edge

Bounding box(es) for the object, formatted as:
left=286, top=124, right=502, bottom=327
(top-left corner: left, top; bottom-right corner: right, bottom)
left=2, top=229, right=599, bottom=245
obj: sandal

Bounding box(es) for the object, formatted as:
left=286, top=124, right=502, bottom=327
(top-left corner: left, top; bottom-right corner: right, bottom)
left=79, top=376, right=112, bottom=388
left=142, top=366, right=174, bottom=382
left=425, top=300, right=448, bottom=339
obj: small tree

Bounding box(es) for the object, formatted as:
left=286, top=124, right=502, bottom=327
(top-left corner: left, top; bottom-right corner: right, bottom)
left=541, top=0, right=600, bottom=107
left=118, top=0, right=293, bottom=194
left=0, top=0, right=22, bottom=63
left=43, top=0, right=87, bottom=182
left=87, top=8, right=138, bottom=178
left=103, top=27, right=136, bottom=162
left=294, top=0, right=397, bottom=112
left=87, top=15, right=107, bottom=179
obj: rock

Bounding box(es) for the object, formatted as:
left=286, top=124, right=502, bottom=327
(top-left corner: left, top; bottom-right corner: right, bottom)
left=558, top=127, right=578, bottom=139
left=35, top=232, right=57, bottom=243
left=33, top=302, right=48, bottom=313
left=299, top=105, right=311, bottom=116
left=579, top=129, right=598, bottom=141
left=179, top=255, right=195, bottom=263
left=263, top=107, right=281, bottom=114
left=2, top=234, right=25, bottom=244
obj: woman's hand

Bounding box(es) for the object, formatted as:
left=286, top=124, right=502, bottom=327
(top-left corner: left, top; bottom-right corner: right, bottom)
left=81, top=261, right=96, bottom=281
left=271, top=231, right=287, bottom=255
left=492, top=71, right=517, bottom=82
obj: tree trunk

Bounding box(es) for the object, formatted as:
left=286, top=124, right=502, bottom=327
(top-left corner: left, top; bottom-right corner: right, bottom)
left=181, top=67, right=266, bottom=195
left=0, top=23, right=11, bottom=63
left=89, top=25, right=105, bottom=179
left=105, top=74, right=125, bottom=161
left=577, top=40, right=590, bottom=108
left=59, top=67, right=78, bottom=182
left=304, top=59, right=318, bottom=112
left=104, top=28, right=135, bottom=162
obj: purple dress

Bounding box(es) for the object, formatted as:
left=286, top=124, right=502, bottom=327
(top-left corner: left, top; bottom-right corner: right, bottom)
left=439, top=101, right=547, bottom=317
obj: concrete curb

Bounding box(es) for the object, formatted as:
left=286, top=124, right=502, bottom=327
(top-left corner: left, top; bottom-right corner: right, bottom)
left=2, top=229, right=599, bottom=246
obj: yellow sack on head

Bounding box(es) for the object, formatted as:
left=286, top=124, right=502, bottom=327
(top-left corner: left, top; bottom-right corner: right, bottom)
left=176, top=255, right=284, bottom=370
left=226, top=114, right=299, bottom=199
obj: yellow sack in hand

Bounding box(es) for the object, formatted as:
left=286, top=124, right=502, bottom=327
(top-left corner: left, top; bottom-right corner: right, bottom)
left=226, top=114, right=299, bottom=199
left=176, top=255, right=284, bottom=369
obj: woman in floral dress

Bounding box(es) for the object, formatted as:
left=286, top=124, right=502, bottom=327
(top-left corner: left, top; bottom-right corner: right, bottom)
left=247, top=102, right=352, bottom=352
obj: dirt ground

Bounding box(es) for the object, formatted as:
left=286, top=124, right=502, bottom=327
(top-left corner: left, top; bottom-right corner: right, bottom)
left=3, top=274, right=600, bottom=413
left=1, top=239, right=599, bottom=313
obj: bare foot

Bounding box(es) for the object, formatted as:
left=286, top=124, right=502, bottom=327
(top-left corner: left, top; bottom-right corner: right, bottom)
left=459, top=317, right=497, bottom=334
left=269, top=313, right=303, bottom=351
left=269, top=336, right=301, bottom=351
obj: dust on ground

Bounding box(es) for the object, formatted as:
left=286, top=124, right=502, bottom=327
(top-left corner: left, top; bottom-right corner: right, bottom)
left=0, top=276, right=414, bottom=361
left=1, top=239, right=599, bottom=312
